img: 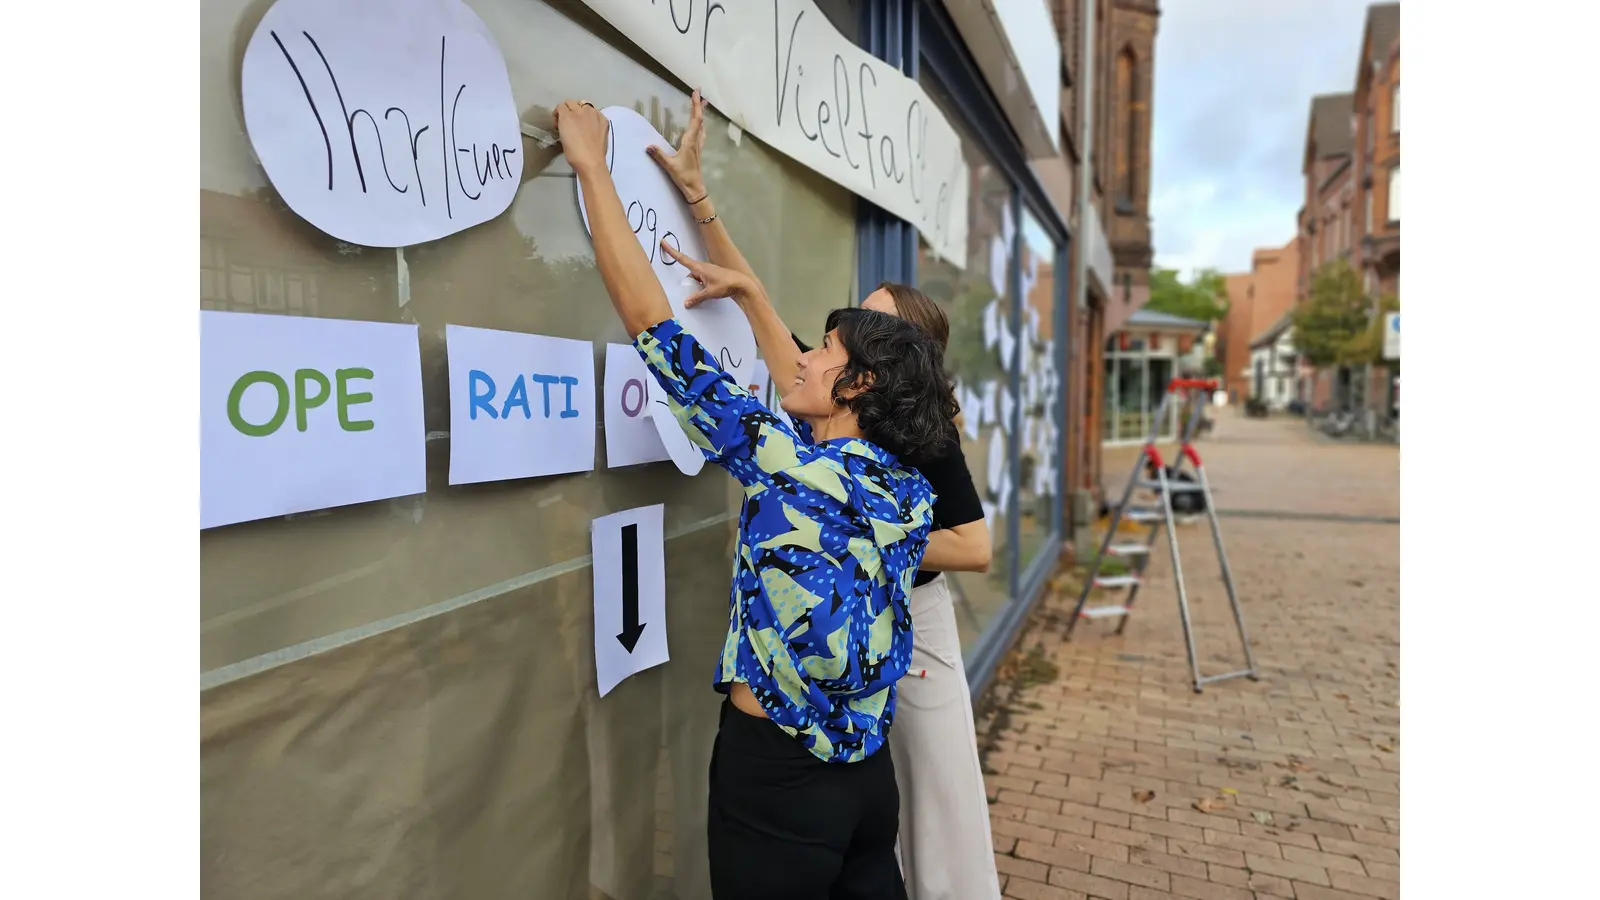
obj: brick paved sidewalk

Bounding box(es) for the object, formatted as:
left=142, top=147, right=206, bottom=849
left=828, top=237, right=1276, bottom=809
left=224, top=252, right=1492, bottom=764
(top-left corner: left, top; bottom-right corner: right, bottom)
left=981, top=413, right=1399, bottom=900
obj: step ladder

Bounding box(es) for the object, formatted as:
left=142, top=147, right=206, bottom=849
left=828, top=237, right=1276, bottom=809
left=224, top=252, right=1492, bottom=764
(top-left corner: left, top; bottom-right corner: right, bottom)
left=1065, top=378, right=1260, bottom=693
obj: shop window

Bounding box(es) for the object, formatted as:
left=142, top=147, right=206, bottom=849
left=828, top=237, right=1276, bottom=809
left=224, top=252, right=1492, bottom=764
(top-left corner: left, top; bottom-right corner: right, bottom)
left=1115, top=46, right=1139, bottom=209
left=1016, top=208, right=1061, bottom=582
left=914, top=74, right=1018, bottom=654
left=201, top=2, right=858, bottom=898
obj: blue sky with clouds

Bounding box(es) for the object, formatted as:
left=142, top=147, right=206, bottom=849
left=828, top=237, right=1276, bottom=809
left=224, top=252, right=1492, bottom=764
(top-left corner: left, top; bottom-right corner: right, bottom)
left=1149, top=0, right=1382, bottom=277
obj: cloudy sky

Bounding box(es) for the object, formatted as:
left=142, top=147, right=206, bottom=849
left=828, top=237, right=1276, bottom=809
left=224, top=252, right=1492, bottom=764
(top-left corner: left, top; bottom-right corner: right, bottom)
left=1149, top=0, right=1381, bottom=277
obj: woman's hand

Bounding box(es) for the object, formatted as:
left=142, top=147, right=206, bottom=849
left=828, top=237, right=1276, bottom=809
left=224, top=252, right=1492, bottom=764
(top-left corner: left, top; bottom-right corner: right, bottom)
left=661, top=240, right=758, bottom=309
left=553, top=100, right=609, bottom=174
left=646, top=89, right=708, bottom=202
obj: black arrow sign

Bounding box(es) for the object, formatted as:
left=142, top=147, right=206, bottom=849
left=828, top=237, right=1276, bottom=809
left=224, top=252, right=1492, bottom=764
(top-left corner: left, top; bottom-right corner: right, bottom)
left=616, top=522, right=646, bottom=652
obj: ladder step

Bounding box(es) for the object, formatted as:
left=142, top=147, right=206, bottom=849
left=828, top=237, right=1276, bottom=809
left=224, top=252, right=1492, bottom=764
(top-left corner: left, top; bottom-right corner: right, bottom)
left=1092, top=574, right=1141, bottom=589
left=1078, top=605, right=1130, bottom=619
left=1105, top=543, right=1150, bottom=556
left=1140, top=480, right=1204, bottom=492
left=1196, top=669, right=1257, bottom=687
left=1124, top=508, right=1164, bottom=523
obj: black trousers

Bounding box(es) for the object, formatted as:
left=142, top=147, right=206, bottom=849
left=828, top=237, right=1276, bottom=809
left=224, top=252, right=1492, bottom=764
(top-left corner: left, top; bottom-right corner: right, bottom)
left=706, top=700, right=908, bottom=900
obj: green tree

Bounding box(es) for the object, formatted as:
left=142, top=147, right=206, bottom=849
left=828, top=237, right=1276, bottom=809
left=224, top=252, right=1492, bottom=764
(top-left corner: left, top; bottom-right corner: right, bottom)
left=1291, top=260, right=1371, bottom=368
left=1145, top=267, right=1229, bottom=322
left=1342, top=291, right=1400, bottom=369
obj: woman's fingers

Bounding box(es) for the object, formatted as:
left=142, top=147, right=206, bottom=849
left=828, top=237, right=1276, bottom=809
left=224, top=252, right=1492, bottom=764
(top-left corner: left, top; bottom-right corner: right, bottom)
left=687, top=89, right=704, bottom=141
left=683, top=286, right=723, bottom=308
left=659, top=239, right=701, bottom=270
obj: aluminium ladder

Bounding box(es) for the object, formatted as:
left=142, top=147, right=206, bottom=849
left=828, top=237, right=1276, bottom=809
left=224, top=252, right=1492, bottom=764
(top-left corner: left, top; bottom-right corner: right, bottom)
left=1065, top=378, right=1260, bottom=693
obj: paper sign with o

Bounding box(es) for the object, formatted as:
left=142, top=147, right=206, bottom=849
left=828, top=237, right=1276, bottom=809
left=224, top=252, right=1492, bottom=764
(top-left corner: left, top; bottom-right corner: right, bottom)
left=574, top=106, right=759, bottom=477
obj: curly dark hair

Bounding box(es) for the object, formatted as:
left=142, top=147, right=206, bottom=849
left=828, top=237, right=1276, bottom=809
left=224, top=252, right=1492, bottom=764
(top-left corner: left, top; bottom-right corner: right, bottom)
left=823, top=307, right=960, bottom=465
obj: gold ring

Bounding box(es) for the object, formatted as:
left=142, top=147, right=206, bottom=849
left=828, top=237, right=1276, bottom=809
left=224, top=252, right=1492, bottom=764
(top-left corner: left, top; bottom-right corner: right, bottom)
left=580, top=101, right=596, bottom=108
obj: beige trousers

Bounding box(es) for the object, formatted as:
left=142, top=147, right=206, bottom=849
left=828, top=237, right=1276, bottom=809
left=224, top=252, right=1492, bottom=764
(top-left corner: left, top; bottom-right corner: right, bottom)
left=891, top=574, right=1003, bottom=900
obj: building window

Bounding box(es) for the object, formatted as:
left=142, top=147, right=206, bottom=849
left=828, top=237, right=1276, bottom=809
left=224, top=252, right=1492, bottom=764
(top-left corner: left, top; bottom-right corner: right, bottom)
left=1365, top=191, right=1374, bottom=232
left=1115, top=46, right=1139, bottom=208
left=1391, top=82, right=1400, bottom=133
left=1387, top=167, right=1400, bottom=223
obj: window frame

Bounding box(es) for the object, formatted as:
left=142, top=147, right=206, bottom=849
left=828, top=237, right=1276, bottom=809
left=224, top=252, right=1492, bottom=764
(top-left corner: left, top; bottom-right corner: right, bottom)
left=908, top=0, right=1074, bottom=698
left=1387, top=166, right=1400, bottom=225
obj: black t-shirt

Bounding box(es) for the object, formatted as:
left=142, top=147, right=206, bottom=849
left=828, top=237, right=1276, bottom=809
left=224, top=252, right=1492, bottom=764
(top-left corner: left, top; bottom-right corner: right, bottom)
left=789, top=333, right=983, bottom=586
left=909, top=440, right=985, bottom=586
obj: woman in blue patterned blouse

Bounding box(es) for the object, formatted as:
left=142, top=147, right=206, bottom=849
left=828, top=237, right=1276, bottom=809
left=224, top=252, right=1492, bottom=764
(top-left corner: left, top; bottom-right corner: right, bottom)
left=556, top=100, right=959, bottom=900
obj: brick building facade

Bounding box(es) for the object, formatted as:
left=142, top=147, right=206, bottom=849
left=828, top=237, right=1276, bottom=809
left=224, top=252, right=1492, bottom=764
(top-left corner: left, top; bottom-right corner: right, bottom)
left=1218, top=240, right=1298, bottom=402
left=1297, top=3, right=1400, bottom=411
left=1038, top=0, right=1160, bottom=517
left=1298, top=93, right=1356, bottom=302
left=1354, top=3, right=1400, bottom=298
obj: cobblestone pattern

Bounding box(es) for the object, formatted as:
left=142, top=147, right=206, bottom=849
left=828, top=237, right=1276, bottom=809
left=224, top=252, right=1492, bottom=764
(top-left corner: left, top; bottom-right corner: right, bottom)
left=986, top=413, right=1399, bottom=900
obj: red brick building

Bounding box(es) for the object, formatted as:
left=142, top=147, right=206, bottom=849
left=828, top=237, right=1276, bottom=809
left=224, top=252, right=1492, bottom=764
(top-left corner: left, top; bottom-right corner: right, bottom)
left=1289, top=3, right=1399, bottom=411
left=1297, top=93, right=1355, bottom=303
left=1039, top=0, right=1161, bottom=518
left=1217, top=240, right=1298, bottom=403
left=1354, top=3, right=1400, bottom=298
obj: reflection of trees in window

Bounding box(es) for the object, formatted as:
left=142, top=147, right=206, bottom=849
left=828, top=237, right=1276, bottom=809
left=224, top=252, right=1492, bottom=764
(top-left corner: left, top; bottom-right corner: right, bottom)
left=1114, top=46, right=1139, bottom=208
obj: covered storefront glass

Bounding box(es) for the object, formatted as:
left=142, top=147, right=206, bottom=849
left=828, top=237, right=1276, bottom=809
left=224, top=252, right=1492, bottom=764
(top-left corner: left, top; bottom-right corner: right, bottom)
left=202, top=1, right=858, bottom=896
left=913, top=74, right=1016, bottom=653
left=1015, top=209, right=1061, bottom=583
left=201, top=0, right=1071, bottom=896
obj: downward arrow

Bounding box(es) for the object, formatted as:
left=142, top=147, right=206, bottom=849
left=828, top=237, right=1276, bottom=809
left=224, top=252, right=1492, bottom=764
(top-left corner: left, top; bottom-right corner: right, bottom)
left=616, top=522, right=646, bottom=652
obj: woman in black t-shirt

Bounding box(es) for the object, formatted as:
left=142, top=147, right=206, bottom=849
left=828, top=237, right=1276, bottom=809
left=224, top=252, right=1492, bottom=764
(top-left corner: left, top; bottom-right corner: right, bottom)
left=647, top=91, right=1003, bottom=900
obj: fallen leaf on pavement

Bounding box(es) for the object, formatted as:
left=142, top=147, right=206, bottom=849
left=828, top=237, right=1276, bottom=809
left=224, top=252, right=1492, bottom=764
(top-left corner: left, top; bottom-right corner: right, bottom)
left=1252, top=811, right=1274, bottom=826
left=1221, top=788, right=1238, bottom=795
left=1334, top=692, right=1350, bottom=701
left=1132, top=790, right=1156, bottom=804
left=1193, top=796, right=1228, bottom=813
left=1376, top=743, right=1394, bottom=753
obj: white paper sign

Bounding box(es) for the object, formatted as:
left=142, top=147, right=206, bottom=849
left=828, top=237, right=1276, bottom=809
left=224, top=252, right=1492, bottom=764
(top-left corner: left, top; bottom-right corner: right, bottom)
left=446, top=325, right=595, bottom=485
left=575, top=0, right=969, bottom=265
left=604, top=343, right=671, bottom=468
left=1033, top=454, right=1053, bottom=496
left=1000, top=386, right=1016, bottom=434
left=592, top=504, right=669, bottom=698
left=998, top=325, right=1018, bottom=371
left=575, top=106, right=759, bottom=476
left=985, top=427, right=1006, bottom=495
left=982, top=381, right=999, bottom=427
left=201, top=311, right=425, bottom=529
left=1383, top=312, right=1400, bottom=360
left=989, top=235, right=1009, bottom=299
left=240, top=0, right=523, bottom=247
left=962, top=385, right=982, bottom=441
left=982, top=300, right=1001, bottom=350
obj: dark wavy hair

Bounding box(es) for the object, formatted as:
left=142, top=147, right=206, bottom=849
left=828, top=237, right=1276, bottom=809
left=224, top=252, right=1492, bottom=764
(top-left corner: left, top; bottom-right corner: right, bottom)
left=823, top=307, right=960, bottom=465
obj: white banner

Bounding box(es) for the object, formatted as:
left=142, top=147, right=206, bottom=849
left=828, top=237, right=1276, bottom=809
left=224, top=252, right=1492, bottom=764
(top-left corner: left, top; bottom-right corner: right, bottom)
left=577, top=0, right=970, bottom=266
